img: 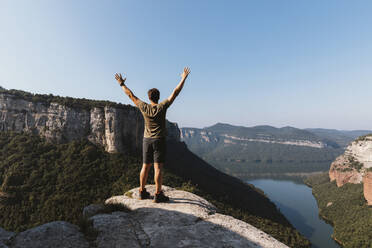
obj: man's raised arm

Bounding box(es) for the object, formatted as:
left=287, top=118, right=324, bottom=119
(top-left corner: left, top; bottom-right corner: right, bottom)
left=168, top=67, right=190, bottom=105
left=115, top=73, right=140, bottom=106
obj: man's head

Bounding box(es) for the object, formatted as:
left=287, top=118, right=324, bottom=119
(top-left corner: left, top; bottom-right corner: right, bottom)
left=148, top=88, right=160, bottom=103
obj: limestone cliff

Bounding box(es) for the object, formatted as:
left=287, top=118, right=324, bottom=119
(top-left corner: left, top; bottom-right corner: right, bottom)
left=363, top=172, right=372, bottom=206
left=0, top=90, right=180, bottom=154
left=329, top=135, right=372, bottom=205
left=0, top=186, right=288, bottom=248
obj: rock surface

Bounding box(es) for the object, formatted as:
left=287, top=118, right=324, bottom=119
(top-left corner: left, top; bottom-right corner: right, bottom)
left=345, top=136, right=372, bottom=168
left=104, top=185, right=288, bottom=248
left=329, top=155, right=363, bottom=187
left=0, top=92, right=180, bottom=154
left=83, top=204, right=106, bottom=219
left=363, top=172, right=372, bottom=205
left=0, top=227, right=15, bottom=248
left=11, top=221, right=89, bottom=248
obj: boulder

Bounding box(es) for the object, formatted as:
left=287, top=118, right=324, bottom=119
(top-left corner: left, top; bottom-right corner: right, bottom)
left=11, top=221, right=89, bottom=248
left=0, top=227, right=15, bottom=248
left=83, top=204, right=105, bottom=218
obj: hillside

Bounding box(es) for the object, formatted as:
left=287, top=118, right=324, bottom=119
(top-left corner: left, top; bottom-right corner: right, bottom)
left=181, top=123, right=371, bottom=178
left=0, top=87, right=310, bottom=247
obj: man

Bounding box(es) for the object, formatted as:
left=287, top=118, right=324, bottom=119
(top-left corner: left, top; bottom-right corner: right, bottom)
left=114, top=67, right=190, bottom=203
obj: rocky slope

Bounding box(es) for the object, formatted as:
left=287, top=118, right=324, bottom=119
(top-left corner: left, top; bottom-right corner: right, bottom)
left=0, top=186, right=288, bottom=248
left=329, top=134, right=372, bottom=205
left=0, top=89, right=180, bottom=154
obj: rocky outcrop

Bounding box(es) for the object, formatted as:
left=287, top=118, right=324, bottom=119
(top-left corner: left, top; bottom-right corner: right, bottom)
left=0, top=186, right=288, bottom=248
left=329, top=135, right=372, bottom=204
left=11, top=221, right=90, bottom=248
left=329, top=155, right=363, bottom=187
left=103, top=185, right=288, bottom=248
left=0, top=92, right=180, bottom=154
left=363, top=172, right=372, bottom=205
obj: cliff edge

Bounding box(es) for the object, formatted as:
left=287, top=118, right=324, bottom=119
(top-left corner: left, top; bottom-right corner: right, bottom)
left=0, top=90, right=180, bottom=154
left=0, top=185, right=288, bottom=248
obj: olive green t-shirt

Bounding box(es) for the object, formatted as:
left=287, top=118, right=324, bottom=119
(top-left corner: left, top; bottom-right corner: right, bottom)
left=137, top=99, right=171, bottom=138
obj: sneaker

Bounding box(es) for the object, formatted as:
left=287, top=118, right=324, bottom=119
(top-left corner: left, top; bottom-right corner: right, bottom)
left=153, top=191, right=169, bottom=203
left=139, top=188, right=151, bottom=200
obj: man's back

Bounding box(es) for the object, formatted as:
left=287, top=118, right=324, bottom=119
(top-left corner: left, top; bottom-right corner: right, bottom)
left=137, top=99, right=171, bottom=138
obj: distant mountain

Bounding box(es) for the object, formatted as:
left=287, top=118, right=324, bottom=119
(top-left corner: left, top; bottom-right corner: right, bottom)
left=306, top=128, right=372, bottom=148
left=180, top=123, right=372, bottom=177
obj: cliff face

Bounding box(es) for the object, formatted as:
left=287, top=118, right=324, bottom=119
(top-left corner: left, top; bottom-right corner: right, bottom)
left=0, top=92, right=180, bottom=154
left=363, top=172, right=372, bottom=205
left=329, top=135, right=372, bottom=204
left=328, top=155, right=363, bottom=187
left=181, top=127, right=328, bottom=148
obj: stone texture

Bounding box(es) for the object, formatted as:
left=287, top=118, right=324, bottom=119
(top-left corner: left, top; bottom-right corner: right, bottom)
left=103, top=185, right=288, bottom=248
left=11, top=221, right=89, bottom=248
left=82, top=204, right=105, bottom=219
left=345, top=136, right=372, bottom=168
left=329, top=155, right=362, bottom=187
left=91, top=212, right=142, bottom=248
left=0, top=227, right=15, bottom=248
left=363, top=172, right=372, bottom=205
left=107, top=185, right=217, bottom=219
left=0, top=92, right=180, bottom=154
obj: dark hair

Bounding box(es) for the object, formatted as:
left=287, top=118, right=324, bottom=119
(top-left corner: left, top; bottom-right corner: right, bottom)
left=148, top=88, right=160, bottom=103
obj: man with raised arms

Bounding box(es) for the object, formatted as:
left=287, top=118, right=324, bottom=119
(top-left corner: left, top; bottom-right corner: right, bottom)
left=115, top=67, right=190, bottom=203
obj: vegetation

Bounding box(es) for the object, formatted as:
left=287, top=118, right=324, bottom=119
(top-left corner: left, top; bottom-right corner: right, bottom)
left=305, top=173, right=372, bottom=248
left=0, top=86, right=128, bottom=110
left=355, top=133, right=372, bottom=142
left=0, top=132, right=311, bottom=247
left=348, top=156, right=364, bottom=171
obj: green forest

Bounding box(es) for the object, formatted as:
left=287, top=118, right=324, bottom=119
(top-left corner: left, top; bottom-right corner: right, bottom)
left=0, top=132, right=310, bottom=247
left=305, top=173, right=372, bottom=248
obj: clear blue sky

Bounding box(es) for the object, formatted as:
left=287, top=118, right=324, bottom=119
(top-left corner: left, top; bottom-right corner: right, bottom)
left=1, top=1, right=371, bottom=130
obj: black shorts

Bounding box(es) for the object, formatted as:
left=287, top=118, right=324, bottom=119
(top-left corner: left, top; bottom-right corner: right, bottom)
left=143, top=137, right=166, bottom=164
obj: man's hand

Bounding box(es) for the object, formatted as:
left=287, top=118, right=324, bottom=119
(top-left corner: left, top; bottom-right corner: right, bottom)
left=181, top=67, right=191, bottom=80
left=115, top=72, right=140, bottom=106
left=168, top=67, right=191, bottom=105
left=115, top=73, right=126, bottom=86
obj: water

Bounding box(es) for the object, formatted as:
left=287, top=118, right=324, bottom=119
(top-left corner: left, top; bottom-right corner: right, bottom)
left=247, top=179, right=340, bottom=248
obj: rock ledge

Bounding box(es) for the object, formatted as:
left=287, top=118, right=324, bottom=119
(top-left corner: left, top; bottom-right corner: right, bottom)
left=102, top=185, right=288, bottom=248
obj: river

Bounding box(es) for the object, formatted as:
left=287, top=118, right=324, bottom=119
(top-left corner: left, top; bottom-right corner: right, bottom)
left=247, top=178, right=340, bottom=248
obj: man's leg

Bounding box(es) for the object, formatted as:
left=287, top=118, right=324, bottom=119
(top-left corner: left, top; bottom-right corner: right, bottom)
left=140, top=163, right=152, bottom=192
left=154, top=162, right=163, bottom=194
